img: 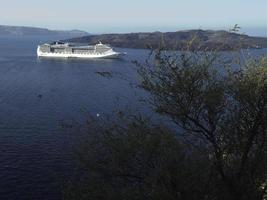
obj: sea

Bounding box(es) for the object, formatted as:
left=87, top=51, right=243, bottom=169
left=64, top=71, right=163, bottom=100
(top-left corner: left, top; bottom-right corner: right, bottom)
left=0, top=36, right=266, bottom=200
left=0, top=36, right=151, bottom=200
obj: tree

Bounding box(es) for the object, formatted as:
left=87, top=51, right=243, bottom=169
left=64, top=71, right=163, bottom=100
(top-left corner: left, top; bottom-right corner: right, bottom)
left=138, top=49, right=267, bottom=200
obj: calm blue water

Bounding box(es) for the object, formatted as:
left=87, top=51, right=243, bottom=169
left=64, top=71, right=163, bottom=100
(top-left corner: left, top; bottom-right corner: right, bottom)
left=0, top=36, right=267, bottom=200
left=0, top=36, right=151, bottom=200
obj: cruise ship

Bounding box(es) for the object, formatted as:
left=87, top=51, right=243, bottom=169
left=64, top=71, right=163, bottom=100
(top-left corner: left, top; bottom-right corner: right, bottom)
left=37, top=41, right=126, bottom=59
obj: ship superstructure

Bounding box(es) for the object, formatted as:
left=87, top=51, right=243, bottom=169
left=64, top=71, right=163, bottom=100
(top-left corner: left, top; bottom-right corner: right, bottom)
left=37, top=41, right=125, bottom=59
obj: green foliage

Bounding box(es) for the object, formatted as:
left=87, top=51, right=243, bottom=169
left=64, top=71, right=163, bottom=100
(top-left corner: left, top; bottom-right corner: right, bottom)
left=64, top=117, right=216, bottom=200
left=139, top=49, right=267, bottom=200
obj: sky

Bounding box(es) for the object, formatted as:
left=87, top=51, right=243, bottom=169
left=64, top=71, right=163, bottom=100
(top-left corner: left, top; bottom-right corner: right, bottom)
left=1, top=0, right=267, bottom=35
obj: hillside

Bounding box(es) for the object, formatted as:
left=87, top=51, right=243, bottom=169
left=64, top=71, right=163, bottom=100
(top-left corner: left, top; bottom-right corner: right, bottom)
left=0, top=25, right=89, bottom=37
left=66, top=30, right=267, bottom=50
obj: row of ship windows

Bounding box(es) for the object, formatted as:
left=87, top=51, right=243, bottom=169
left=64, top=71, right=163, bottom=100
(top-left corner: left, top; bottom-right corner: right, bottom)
left=50, top=50, right=109, bottom=53
left=47, top=51, right=107, bottom=54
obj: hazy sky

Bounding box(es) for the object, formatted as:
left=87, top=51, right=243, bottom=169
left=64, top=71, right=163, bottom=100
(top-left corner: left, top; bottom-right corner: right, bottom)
left=1, top=0, right=267, bottom=35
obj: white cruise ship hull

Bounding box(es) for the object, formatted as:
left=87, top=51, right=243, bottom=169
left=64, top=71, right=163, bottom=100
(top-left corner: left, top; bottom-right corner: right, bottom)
left=37, top=47, right=124, bottom=59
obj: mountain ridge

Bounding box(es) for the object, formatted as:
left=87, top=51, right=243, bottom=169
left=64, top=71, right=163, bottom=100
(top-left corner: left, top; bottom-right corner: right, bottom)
left=0, top=25, right=89, bottom=37
left=66, top=29, right=267, bottom=50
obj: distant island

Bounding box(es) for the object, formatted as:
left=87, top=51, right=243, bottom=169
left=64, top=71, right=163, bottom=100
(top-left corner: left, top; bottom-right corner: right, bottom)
left=66, top=30, right=267, bottom=51
left=0, top=25, right=89, bottom=37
